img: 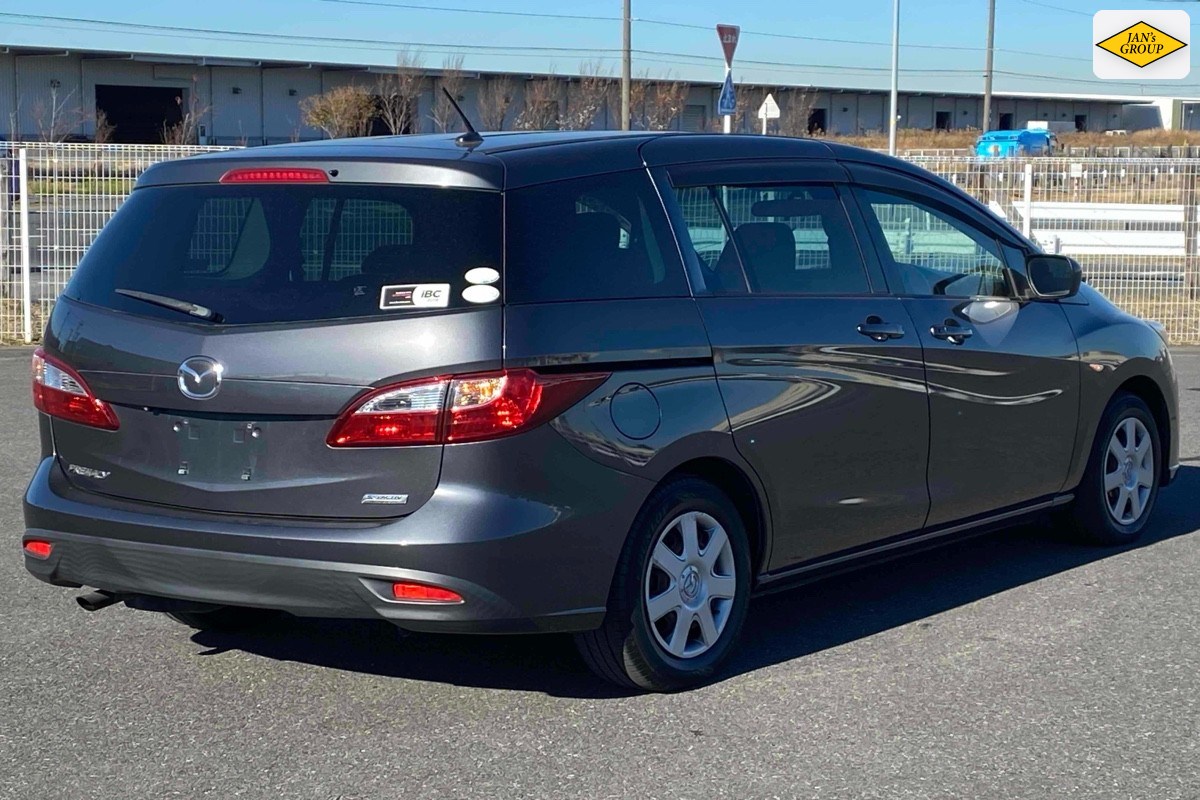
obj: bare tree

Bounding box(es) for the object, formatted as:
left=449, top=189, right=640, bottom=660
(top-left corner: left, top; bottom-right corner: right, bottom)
left=301, top=85, right=376, bottom=139
left=8, top=95, right=19, bottom=141
left=777, top=88, right=817, bottom=137
left=161, top=78, right=210, bottom=145
left=32, top=86, right=83, bottom=143
left=628, top=74, right=649, bottom=129
left=643, top=74, right=689, bottom=132
left=477, top=75, right=514, bottom=131
left=514, top=77, right=562, bottom=131
left=736, top=85, right=766, bottom=134
left=431, top=55, right=467, bottom=133
left=561, top=61, right=612, bottom=131
left=376, top=49, right=425, bottom=135
left=93, top=109, right=115, bottom=144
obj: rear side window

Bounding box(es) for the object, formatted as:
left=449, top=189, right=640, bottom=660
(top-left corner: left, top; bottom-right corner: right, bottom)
left=673, top=184, right=871, bottom=295
left=505, top=170, right=688, bottom=303
left=67, top=184, right=501, bottom=325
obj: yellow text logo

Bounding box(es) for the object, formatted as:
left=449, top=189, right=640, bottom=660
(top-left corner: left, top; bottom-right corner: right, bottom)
left=1096, top=21, right=1187, bottom=68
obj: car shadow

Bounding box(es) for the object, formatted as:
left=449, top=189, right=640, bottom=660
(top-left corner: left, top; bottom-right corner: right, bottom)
left=189, top=465, right=1200, bottom=698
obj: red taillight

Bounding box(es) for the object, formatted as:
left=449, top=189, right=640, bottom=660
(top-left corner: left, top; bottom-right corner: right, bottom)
left=219, top=167, right=329, bottom=184
left=327, top=369, right=607, bottom=447
left=23, top=540, right=53, bottom=559
left=32, top=348, right=120, bottom=431
left=391, top=581, right=463, bottom=603
left=327, top=377, right=450, bottom=447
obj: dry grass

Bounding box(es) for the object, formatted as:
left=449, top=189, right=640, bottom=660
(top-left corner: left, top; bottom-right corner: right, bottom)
left=0, top=298, right=42, bottom=344
left=820, top=129, right=980, bottom=150
left=1101, top=293, right=1200, bottom=344
left=823, top=127, right=1200, bottom=152
left=1060, top=129, right=1200, bottom=147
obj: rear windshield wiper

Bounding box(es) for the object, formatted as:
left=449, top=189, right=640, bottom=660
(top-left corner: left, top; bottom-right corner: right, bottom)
left=115, top=289, right=224, bottom=323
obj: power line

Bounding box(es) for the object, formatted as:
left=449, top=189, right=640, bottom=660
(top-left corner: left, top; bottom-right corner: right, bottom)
left=317, top=0, right=1092, bottom=62
left=0, top=12, right=619, bottom=54
left=2, top=11, right=1194, bottom=92
left=0, top=12, right=1017, bottom=77
left=1011, top=0, right=1091, bottom=17
left=313, top=0, right=616, bottom=22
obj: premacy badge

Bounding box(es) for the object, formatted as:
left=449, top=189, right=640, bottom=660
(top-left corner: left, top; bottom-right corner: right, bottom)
left=1094, top=10, right=1189, bottom=80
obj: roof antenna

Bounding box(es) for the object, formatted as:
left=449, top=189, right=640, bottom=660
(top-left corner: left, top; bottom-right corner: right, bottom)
left=442, top=87, right=483, bottom=148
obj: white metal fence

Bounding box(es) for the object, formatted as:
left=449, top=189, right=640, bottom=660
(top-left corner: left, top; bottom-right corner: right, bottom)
left=909, top=156, right=1200, bottom=343
left=3, top=144, right=1200, bottom=343
left=0, top=142, right=234, bottom=342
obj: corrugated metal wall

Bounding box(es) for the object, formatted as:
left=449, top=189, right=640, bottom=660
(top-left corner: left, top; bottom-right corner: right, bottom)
left=0, top=49, right=1134, bottom=143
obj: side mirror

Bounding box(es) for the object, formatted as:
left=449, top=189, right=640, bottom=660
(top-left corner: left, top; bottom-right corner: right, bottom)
left=1025, top=254, right=1082, bottom=299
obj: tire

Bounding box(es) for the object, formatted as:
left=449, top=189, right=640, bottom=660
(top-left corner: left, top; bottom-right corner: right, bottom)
left=167, top=606, right=279, bottom=632
left=1066, top=391, right=1161, bottom=545
left=575, top=477, right=752, bottom=692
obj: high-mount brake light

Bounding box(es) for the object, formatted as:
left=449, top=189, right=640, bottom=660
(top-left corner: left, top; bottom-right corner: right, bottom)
left=327, top=369, right=608, bottom=447
left=31, top=348, right=120, bottom=431
left=219, top=167, right=329, bottom=184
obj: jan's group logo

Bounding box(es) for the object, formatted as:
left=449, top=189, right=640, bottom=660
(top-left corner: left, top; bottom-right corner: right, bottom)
left=1094, top=10, right=1189, bottom=80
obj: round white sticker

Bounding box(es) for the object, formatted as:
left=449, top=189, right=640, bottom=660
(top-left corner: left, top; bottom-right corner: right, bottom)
left=464, top=267, right=500, bottom=285
left=462, top=285, right=500, bottom=304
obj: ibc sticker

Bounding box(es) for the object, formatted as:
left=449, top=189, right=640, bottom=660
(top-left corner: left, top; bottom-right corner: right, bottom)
left=380, top=284, right=451, bottom=310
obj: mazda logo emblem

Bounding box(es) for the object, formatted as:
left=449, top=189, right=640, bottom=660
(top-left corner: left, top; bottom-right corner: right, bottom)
left=177, top=357, right=224, bottom=400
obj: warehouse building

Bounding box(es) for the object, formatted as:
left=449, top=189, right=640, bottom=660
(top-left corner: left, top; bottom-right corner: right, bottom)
left=0, top=44, right=1191, bottom=145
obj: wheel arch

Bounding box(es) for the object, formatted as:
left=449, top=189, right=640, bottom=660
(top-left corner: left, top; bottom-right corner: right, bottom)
left=1113, top=374, right=1173, bottom=484
left=659, top=456, right=772, bottom=578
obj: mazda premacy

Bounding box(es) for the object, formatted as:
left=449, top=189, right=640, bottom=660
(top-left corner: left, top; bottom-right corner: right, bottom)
left=23, top=131, right=1178, bottom=690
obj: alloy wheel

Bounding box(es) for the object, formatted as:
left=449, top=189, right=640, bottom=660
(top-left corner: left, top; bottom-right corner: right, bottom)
left=643, top=511, right=737, bottom=659
left=1104, top=417, right=1155, bottom=525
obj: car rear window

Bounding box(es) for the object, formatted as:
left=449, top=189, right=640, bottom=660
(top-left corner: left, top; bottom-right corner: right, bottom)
left=66, top=184, right=502, bottom=325
left=504, top=170, right=689, bottom=303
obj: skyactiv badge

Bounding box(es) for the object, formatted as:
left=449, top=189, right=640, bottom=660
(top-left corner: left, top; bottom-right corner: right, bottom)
left=1094, top=10, right=1189, bottom=80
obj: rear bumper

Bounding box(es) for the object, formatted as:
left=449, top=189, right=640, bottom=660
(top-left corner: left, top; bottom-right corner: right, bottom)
left=23, top=430, right=651, bottom=633
left=23, top=527, right=566, bottom=633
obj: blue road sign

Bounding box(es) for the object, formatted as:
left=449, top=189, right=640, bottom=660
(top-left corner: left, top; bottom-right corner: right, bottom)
left=717, top=73, right=737, bottom=116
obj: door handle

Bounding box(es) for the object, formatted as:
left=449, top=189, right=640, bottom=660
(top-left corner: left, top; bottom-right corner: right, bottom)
left=930, top=323, right=975, bottom=344
left=856, top=320, right=906, bottom=342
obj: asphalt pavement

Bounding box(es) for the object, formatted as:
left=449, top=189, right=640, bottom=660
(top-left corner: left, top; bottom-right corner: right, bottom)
left=1, top=346, right=1197, bottom=800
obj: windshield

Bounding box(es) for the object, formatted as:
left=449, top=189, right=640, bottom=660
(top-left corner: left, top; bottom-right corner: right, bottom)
left=66, top=183, right=502, bottom=325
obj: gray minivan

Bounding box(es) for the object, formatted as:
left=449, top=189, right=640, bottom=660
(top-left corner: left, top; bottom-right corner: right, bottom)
left=23, top=132, right=1178, bottom=690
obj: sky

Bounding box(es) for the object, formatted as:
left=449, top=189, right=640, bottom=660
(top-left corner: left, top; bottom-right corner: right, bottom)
left=3, top=0, right=1200, bottom=97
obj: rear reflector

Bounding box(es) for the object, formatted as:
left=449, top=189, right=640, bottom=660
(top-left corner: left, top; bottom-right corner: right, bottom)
left=23, top=540, right=53, bottom=559
left=328, top=369, right=608, bottom=447
left=32, top=348, right=120, bottom=431
left=219, top=167, right=329, bottom=184
left=391, top=582, right=463, bottom=603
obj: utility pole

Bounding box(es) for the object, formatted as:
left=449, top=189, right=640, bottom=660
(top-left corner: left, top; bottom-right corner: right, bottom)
left=888, top=0, right=899, bottom=155
left=621, top=0, right=631, bottom=131
left=982, top=0, right=996, bottom=132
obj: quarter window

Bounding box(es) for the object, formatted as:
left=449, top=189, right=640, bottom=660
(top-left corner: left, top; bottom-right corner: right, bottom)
left=859, top=188, right=1009, bottom=298
left=673, top=184, right=871, bottom=295
left=505, top=171, right=687, bottom=303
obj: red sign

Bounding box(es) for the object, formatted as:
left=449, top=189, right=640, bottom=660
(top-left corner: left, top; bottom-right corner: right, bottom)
left=716, top=24, right=740, bottom=67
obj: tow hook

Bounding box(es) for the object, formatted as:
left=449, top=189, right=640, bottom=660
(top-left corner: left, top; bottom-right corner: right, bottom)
left=76, top=590, right=121, bottom=612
